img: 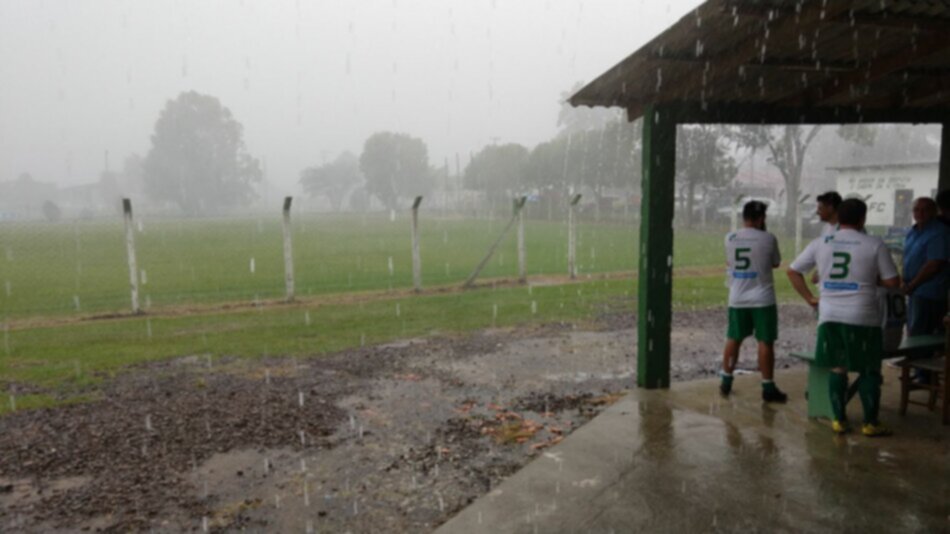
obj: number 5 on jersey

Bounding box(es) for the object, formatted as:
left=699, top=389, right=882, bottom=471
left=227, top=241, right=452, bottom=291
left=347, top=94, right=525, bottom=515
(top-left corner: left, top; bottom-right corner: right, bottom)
left=735, top=248, right=751, bottom=270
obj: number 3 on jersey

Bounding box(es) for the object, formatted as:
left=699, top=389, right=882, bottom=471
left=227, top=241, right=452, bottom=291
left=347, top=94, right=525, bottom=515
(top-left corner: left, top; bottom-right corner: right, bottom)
left=734, top=248, right=751, bottom=270
left=829, top=252, right=851, bottom=279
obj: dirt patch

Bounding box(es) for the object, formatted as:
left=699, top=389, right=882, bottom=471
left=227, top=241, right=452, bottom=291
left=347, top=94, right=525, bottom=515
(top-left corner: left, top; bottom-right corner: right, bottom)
left=0, top=304, right=816, bottom=532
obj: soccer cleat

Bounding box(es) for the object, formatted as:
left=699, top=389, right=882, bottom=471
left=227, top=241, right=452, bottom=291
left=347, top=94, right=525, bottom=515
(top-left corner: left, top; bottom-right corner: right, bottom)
left=761, top=386, right=787, bottom=403
left=861, top=423, right=892, bottom=437
left=831, top=420, right=850, bottom=434
left=719, top=381, right=732, bottom=397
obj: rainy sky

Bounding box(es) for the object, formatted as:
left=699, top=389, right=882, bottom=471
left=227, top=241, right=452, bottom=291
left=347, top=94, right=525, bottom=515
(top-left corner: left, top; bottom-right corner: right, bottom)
left=0, top=0, right=700, bottom=193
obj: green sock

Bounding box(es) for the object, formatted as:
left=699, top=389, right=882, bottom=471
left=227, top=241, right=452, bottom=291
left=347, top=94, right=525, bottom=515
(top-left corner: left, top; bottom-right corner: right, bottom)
left=762, top=380, right=778, bottom=393
left=857, top=371, right=882, bottom=425
left=829, top=372, right=849, bottom=422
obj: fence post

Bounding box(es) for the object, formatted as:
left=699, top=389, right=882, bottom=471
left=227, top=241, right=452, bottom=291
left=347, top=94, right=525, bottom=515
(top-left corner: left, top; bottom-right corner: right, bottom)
left=568, top=193, right=582, bottom=279
left=463, top=196, right=527, bottom=289
left=411, top=196, right=423, bottom=292
left=730, top=194, right=745, bottom=234
left=795, top=194, right=810, bottom=255
left=282, top=196, right=295, bottom=302
left=122, top=198, right=141, bottom=314
left=517, top=199, right=527, bottom=284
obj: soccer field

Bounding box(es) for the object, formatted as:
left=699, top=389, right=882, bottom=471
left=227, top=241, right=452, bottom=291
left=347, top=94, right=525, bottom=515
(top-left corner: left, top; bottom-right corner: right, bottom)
left=0, top=213, right=770, bottom=319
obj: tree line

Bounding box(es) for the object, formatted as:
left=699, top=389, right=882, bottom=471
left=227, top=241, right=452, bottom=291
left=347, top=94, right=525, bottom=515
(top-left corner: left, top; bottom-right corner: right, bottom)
left=129, top=89, right=937, bottom=232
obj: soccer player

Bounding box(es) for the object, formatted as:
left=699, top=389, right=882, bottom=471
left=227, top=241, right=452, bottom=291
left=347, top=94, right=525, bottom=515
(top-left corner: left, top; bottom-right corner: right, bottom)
left=787, top=199, right=900, bottom=436
left=816, top=191, right=842, bottom=236
left=720, top=200, right=787, bottom=402
left=811, top=191, right=842, bottom=285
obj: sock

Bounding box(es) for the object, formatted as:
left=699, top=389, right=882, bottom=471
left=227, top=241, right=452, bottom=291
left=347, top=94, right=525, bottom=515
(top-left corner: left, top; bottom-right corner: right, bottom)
left=761, top=380, right=778, bottom=393
left=857, top=371, right=882, bottom=425
left=720, top=371, right=733, bottom=384
left=829, top=372, right=849, bottom=422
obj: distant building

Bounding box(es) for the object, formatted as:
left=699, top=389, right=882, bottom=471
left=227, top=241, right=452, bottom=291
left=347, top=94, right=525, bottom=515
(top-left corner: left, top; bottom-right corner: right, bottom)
left=0, top=174, right=58, bottom=220
left=830, top=162, right=938, bottom=227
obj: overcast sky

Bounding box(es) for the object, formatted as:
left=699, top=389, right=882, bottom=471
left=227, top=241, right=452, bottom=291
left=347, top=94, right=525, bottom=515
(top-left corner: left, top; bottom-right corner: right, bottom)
left=0, top=0, right=700, bottom=193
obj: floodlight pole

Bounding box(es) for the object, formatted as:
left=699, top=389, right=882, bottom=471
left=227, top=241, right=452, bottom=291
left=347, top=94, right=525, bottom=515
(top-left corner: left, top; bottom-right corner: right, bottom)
left=122, top=198, right=141, bottom=314
left=568, top=193, right=582, bottom=279
left=282, top=196, right=295, bottom=302
left=411, top=196, right=423, bottom=292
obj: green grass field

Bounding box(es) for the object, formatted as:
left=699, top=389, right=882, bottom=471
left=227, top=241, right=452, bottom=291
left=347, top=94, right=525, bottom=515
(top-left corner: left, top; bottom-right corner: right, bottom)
left=0, top=213, right=799, bottom=319
left=0, top=214, right=809, bottom=413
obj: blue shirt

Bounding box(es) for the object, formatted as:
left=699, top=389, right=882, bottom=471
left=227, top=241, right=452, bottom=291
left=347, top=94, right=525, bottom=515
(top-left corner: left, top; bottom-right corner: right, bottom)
left=903, top=220, right=950, bottom=301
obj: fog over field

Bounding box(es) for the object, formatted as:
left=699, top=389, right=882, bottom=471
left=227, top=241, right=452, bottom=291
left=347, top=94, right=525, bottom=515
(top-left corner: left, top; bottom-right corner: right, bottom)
left=0, top=0, right=697, bottom=192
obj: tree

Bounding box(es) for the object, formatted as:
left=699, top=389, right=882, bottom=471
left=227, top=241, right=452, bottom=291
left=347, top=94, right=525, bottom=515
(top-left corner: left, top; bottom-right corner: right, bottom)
left=463, top=143, right=530, bottom=206
left=42, top=200, right=61, bottom=222
left=143, top=91, right=262, bottom=215
left=730, top=125, right=874, bottom=233
left=557, top=82, right=623, bottom=137
left=300, top=151, right=362, bottom=212
left=359, top=132, right=431, bottom=210
left=676, top=125, right=737, bottom=228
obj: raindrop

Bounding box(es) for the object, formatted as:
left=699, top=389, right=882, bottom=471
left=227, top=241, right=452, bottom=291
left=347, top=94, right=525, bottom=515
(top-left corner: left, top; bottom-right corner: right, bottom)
left=146, top=318, right=152, bottom=339
left=298, top=390, right=305, bottom=408
left=140, top=270, right=148, bottom=285
left=73, top=295, right=81, bottom=311
left=304, top=311, right=311, bottom=326
left=304, top=481, right=310, bottom=507
left=249, top=257, right=256, bottom=274
left=531, top=301, right=538, bottom=314
left=145, top=414, right=153, bottom=432
left=395, top=303, right=401, bottom=317
left=388, top=256, right=394, bottom=276
left=9, top=394, right=16, bottom=412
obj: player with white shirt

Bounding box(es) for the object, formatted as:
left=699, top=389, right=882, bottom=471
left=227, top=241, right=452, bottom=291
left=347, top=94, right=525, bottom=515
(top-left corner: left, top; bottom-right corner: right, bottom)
left=720, top=201, right=787, bottom=402
left=787, top=199, right=900, bottom=437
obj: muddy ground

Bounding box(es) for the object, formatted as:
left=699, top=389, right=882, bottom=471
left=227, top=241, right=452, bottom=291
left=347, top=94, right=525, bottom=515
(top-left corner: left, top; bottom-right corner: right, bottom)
left=0, top=304, right=817, bottom=532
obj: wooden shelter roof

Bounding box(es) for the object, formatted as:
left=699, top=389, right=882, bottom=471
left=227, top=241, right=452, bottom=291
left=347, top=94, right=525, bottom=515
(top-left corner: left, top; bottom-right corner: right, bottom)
left=570, top=0, right=950, bottom=124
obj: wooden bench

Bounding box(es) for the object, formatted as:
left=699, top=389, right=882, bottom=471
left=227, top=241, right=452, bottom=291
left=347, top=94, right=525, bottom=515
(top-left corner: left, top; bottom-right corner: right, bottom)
left=790, top=334, right=945, bottom=419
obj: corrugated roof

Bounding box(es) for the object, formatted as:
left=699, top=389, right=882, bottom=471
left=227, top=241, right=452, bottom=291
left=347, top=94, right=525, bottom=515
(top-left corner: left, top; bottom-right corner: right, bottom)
left=570, top=0, right=950, bottom=123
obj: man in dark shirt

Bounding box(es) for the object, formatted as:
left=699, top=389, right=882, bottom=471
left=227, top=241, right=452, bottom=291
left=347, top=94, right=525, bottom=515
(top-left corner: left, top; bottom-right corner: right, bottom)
left=902, top=198, right=949, bottom=336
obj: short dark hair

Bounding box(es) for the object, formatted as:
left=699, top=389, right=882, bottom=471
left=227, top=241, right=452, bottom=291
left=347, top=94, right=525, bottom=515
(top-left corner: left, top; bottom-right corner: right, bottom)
left=837, top=198, right=867, bottom=226
left=816, top=191, right=842, bottom=209
left=742, top=200, right=768, bottom=221
left=936, top=189, right=950, bottom=213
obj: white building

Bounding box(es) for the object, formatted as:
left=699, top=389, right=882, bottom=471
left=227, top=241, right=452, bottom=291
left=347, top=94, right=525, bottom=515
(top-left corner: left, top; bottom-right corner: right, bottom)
left=831, top=162, right=939, bottom=228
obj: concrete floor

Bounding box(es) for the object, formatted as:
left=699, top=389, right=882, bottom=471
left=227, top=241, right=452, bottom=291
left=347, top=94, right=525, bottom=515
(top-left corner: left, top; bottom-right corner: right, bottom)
left=437, top=368, right=950, bottom=533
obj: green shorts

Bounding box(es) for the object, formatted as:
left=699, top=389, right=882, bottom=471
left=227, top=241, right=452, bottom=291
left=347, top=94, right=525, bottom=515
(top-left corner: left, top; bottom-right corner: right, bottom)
left=726, top=305, right=778, bottom=343
left=815, top=322, right=883, bottom=372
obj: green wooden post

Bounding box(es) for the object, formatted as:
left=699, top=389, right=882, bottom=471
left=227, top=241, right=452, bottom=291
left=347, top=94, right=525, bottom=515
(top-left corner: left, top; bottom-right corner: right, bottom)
left=637, top=106, right=676, bottom=389
left=940, top=123, right=950, bottom=194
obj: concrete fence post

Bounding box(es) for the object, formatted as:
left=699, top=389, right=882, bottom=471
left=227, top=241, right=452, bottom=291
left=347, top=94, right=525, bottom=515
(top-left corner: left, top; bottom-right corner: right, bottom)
left=411, top=196, right=423, bottom=292
left=282, top=196, right=295, bottom=302
left=122, top=198, right=141, bottom=314
left=517, top=199, right=527, bottom=284
left=568, top=193, right=582, bottom=279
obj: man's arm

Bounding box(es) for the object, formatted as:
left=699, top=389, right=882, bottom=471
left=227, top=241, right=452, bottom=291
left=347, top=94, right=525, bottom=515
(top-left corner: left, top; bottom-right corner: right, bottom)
left=902, top=259, right=943, bottom=295
left=787, top=268, right=819, bottom=308
left=882, top=276, right=900, bottom=289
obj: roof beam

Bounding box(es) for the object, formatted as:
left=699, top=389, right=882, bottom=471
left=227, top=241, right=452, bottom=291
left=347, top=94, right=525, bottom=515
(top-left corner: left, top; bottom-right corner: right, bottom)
left=666, top=101, right=950, bottom=125
left=794, top=31, right=950, bottom=106
left=727, top=2, right=950, bottom=32
left=627, top=0, right=858, bottom=119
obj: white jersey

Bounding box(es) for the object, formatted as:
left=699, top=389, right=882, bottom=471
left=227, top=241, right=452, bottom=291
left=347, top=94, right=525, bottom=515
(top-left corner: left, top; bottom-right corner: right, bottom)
left=725, top=228, right=781, bottom=308
left=821, top=223, right=837, bottom=237
left=790, top=229, right=899, bottom=327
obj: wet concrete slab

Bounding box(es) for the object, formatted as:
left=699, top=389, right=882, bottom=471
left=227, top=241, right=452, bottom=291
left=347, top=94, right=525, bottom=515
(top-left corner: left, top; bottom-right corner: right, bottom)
left=437, top=369, right=950, bottom=533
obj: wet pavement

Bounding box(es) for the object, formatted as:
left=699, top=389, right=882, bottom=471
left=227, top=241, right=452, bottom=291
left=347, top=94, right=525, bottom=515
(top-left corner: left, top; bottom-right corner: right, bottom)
left=437, top=370, right=950, bottom=533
